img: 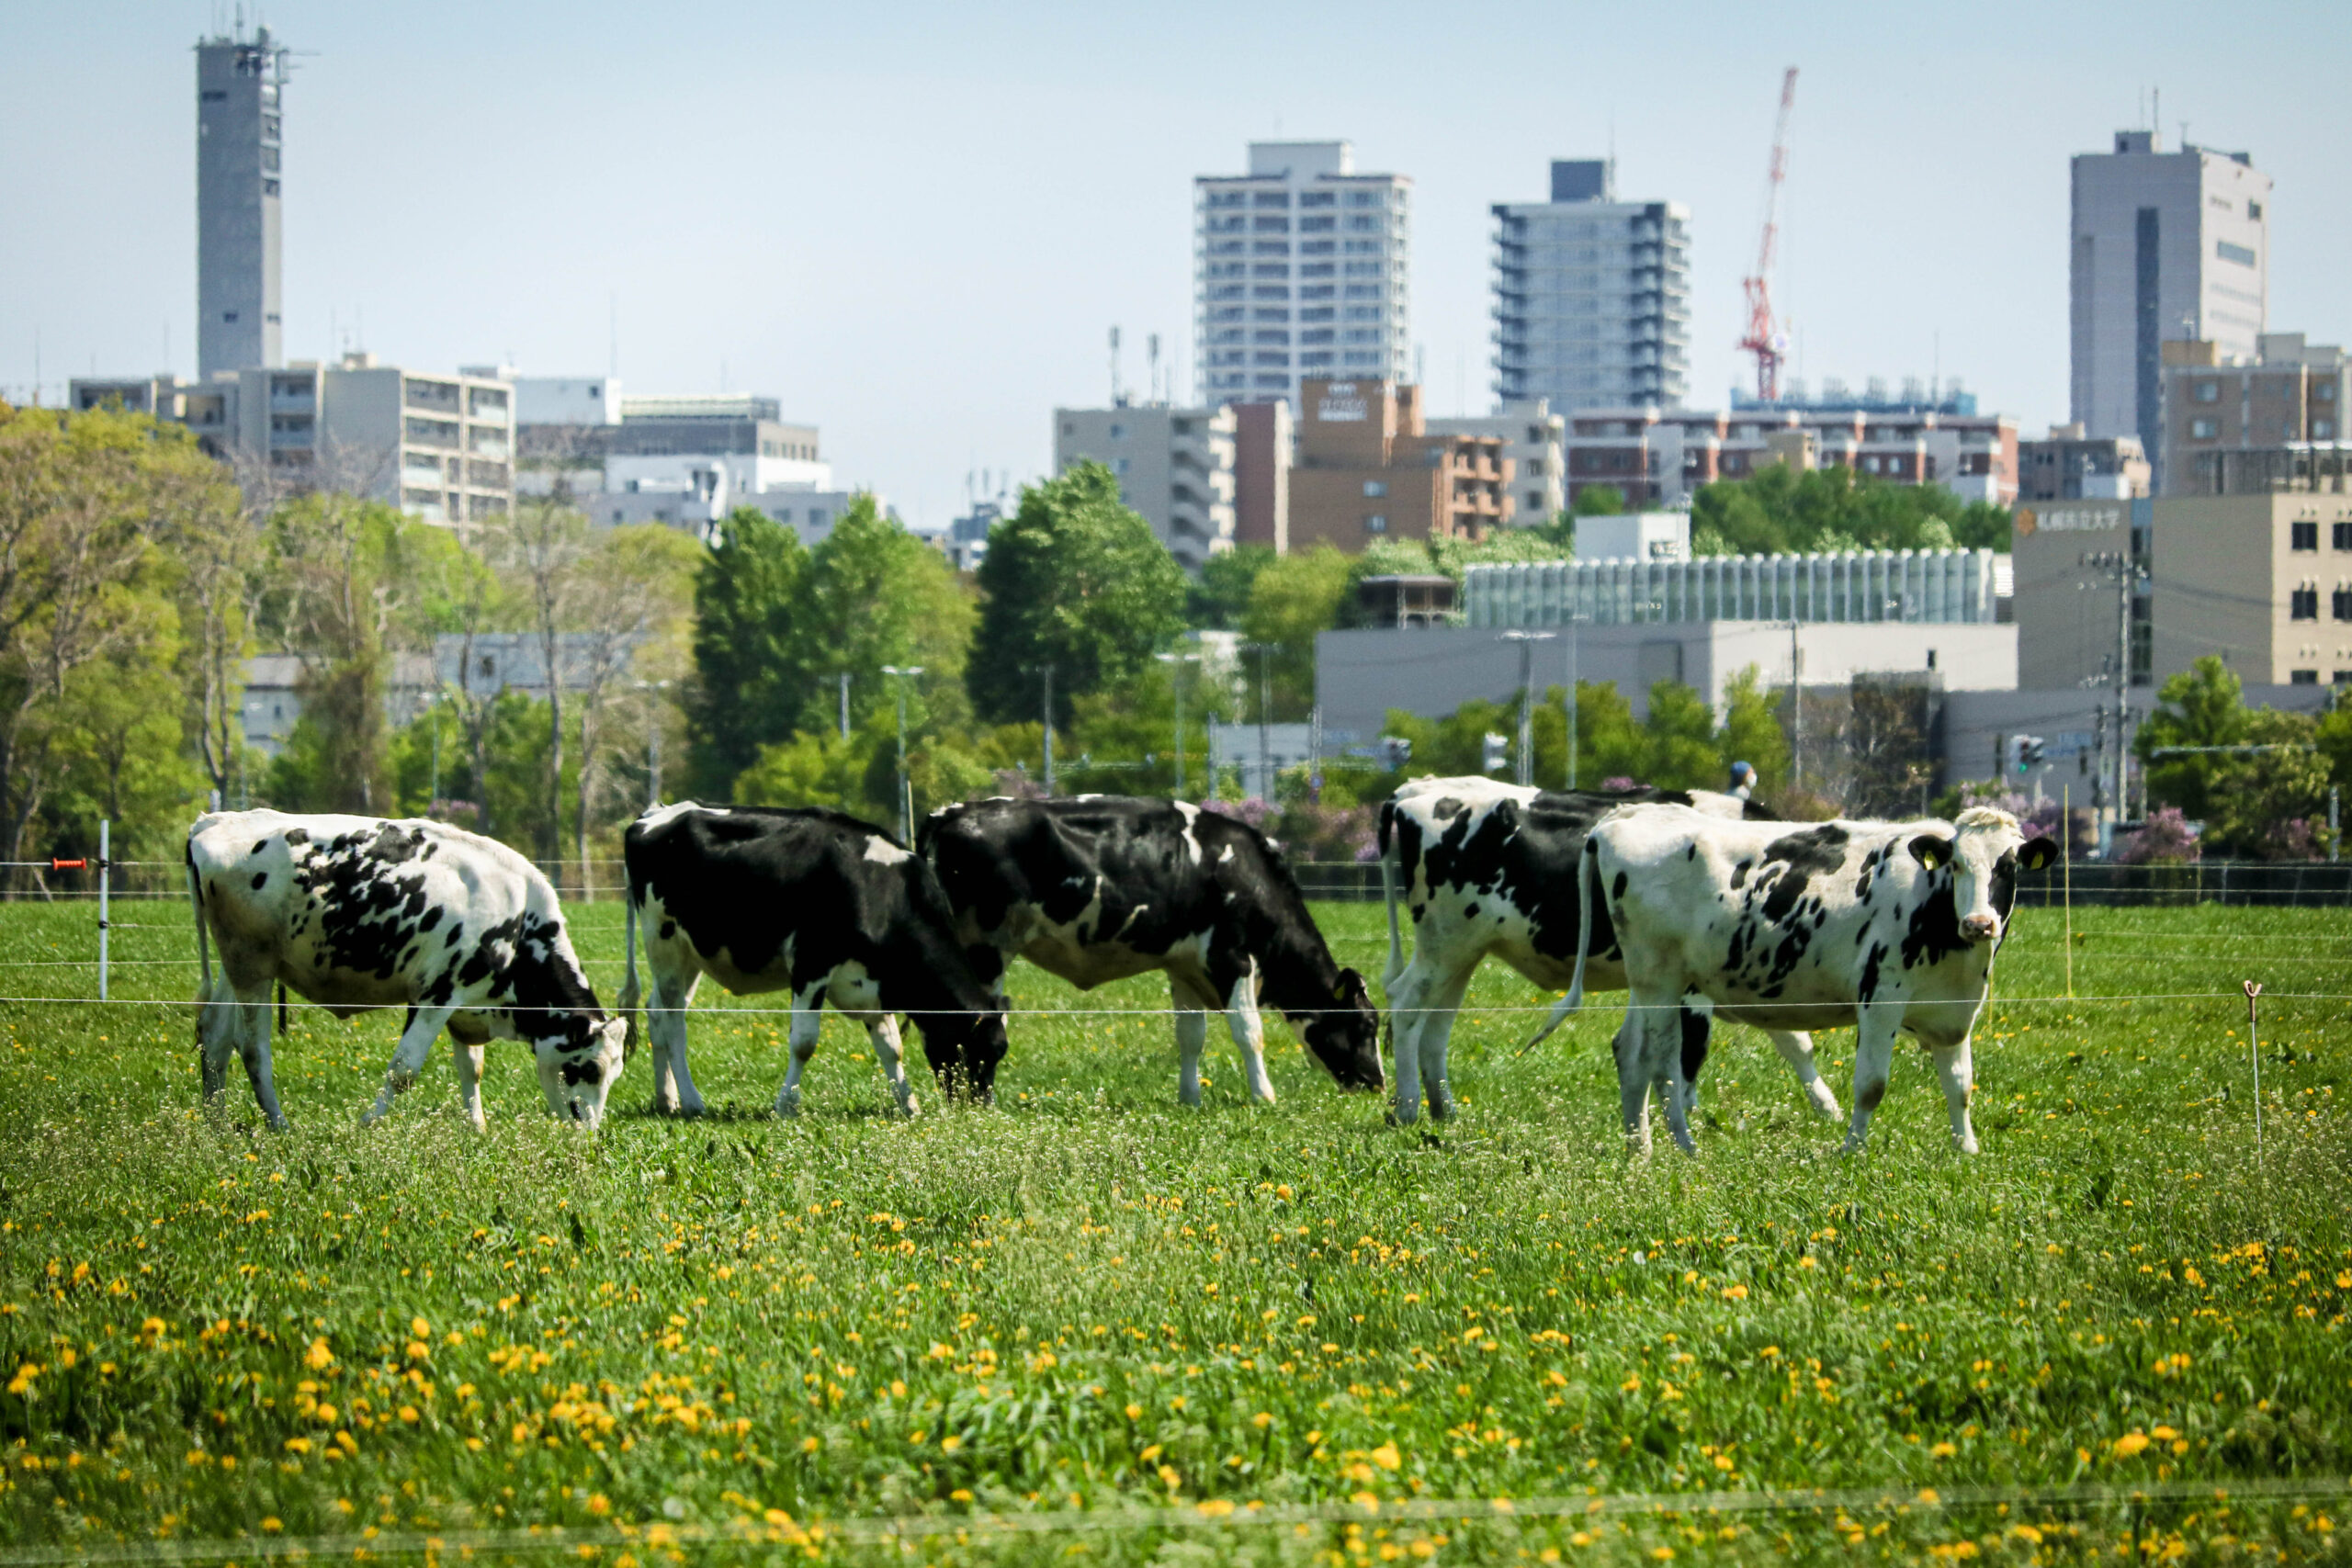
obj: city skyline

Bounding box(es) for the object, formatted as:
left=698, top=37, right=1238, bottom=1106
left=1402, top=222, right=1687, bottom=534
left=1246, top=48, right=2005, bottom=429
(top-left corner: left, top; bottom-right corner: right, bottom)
left=4, top=1, right=2348, bottom=531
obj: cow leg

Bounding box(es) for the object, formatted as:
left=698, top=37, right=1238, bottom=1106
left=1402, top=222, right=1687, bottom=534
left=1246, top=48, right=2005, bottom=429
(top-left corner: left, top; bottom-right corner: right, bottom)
left=362, top=1004, right=456, bottom=1125
left=646, top=970, right=706, bottom=1117
left=866, top=1014, right=921, bottom=1118
left=1611, top=1010, right=1653, bottom=1156
left=1668, top=1004, right=1711, bottom=1125
left=452, top=1037, right=489, bottom=1133
left=775, top=985, right=825, bottom=1118
left=198, top=975, right=252, bottom=1117
left=1763, top=1030, right=1844, bottom=1122
left=1928, top=1037, right=1980, bottom=1156
left=1616, top=993, right=1688, bottom=1156
left=1221, top=964, right=1277, bottom=1104
left=1412, top=965, right=1476, bottom=1122
left=238, top=980, right=288, bottom=1133
left=1842, top=1006, right=1902, bottom=1154
left=1172, top=980, right=1210, bottom=1108
left=1383, top=963, right=1426, bottom=1126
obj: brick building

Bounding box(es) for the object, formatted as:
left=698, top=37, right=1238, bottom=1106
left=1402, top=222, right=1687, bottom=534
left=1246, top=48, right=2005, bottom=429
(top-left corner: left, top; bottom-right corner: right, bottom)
left=1563, top=403, right=2018, bottom=510
left=1286, top=379, right=1512, bottom=552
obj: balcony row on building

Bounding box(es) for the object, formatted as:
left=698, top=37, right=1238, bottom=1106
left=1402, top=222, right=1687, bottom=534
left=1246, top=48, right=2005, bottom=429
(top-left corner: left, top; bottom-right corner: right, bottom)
left=72, top=355, right=516, bottom=525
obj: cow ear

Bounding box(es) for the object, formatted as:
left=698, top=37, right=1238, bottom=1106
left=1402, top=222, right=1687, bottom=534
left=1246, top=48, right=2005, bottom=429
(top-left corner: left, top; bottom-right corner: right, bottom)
left=1334, top=966, right=1367, bottom=1003
left=1907, top=833, right=1955, bottom=871
left=2017, top=837, right=2060, bottom=874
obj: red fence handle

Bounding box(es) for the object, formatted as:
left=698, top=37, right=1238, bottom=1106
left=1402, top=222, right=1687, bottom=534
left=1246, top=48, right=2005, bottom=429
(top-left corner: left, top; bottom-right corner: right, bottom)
left=51, top=858, right=85, bottom=870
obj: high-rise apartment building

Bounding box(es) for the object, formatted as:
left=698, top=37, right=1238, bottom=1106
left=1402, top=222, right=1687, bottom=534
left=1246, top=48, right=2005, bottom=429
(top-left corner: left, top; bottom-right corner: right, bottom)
left=197, top=26, right=288, bottom=378
left=1491, top=161, right=1690, bottom=412
left=1196, top=141, right=1410, bottom=411
left=2069, top=130, right=2269, bottom=463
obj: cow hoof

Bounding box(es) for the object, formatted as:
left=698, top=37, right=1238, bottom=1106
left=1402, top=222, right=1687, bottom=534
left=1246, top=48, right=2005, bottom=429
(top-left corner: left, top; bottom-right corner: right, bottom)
left=1954, top=1136, right=1981, bottom=1156
left=774, top=1092, right=802, bottom=1119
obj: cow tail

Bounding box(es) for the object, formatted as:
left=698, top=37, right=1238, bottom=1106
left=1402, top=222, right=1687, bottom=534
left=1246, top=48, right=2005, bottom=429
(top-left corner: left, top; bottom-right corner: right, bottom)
left=1521, top=838, right=1595, bottom=1054
left=616, top=877, right=642, bottom=1060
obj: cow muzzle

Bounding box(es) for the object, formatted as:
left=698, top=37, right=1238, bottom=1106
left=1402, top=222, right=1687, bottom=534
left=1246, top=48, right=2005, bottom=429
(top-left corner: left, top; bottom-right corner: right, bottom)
left=1961, top=913, right=1999, bottom=943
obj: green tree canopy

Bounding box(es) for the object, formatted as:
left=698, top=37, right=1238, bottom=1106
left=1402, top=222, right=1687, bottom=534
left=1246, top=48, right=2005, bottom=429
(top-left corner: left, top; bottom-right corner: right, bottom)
left=790, top=496, right=976, bottom=738
left=1184, top=544, right=1275, bottom=631
left=1571, top=485, right=1626, bottom=516
left=967, top=463, right=1185, bottom=727
left=686, top=506, right=808, bottom=796
left=1690, top=465, right=2012, bottom=557
left=1239, top=546, right=1355, bottom=720
left=2135, top=655, right=2248, bottom=820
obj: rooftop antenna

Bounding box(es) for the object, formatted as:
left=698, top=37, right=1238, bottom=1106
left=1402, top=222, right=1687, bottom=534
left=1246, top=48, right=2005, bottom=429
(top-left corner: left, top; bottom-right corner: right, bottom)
left=1148, top=333, right=1161, bottom=404
left=1109, top=325, right=1123, bottom=407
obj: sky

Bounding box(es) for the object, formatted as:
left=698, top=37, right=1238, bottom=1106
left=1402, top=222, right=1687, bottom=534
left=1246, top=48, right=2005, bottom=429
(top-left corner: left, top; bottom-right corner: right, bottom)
left=4, top=1, right=2348, bottom=531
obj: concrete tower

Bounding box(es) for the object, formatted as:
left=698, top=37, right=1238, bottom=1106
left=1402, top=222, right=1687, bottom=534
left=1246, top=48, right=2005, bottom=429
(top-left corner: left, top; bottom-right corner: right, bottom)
left=2070, top=130, right=2268, bottom=456
left=1491, top=160, right=1691, bottom=412
left=197, top=26, right=288, bottom=378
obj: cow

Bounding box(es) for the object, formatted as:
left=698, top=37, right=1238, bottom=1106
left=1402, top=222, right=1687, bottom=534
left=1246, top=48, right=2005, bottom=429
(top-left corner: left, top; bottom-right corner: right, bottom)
left=1377, top=776, right=1843, bottom=1128
left=617, top=803, right=1008, bottom=1118
left=185, top=810, right=628, bottom=1132
left=1552, top=804, right=2057, bottom=1156
left=917, top=795, right=1383, bottom=1106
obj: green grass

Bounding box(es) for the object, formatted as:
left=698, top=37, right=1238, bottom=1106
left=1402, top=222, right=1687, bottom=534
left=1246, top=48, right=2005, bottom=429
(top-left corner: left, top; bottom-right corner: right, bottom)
left=0, top=897, right=2347, bottom=1563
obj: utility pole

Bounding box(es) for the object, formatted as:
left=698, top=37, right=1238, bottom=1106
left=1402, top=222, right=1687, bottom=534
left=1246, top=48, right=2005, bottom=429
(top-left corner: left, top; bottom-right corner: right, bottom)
left=2079, top=545, right=2143, bottom=837
left=1787, top=620, right=1804, bottom=795
left=1241, top=642, right=1275, bottom=801
left=1040, top=665, right=1056, bottom=794
left=1156, top=649, right=1201, bottom=798
left=1500, top=630, right=1556, bottom=787
left=424, top=693, right=442, bottom=818
left=1564, top=613, right=1589, bottom=791
left=634, top=679, right=672, bottom=810
left=881, top=665, right=923, bottom=839
left=837, top=672, right=851, bottom=739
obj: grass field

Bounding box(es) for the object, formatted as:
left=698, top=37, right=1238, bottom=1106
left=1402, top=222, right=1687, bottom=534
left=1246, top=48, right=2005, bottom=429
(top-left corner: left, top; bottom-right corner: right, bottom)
left=0, top=894, right=2346, bottom=1563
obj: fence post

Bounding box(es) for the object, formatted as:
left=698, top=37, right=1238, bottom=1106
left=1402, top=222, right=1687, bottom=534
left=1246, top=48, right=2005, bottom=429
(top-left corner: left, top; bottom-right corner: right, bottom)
left=97, top=818, right=109, bottom=1002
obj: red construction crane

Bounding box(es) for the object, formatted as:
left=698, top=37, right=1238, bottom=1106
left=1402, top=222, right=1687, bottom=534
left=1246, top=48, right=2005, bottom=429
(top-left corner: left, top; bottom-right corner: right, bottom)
left=1738, top=66, right=1799, bottom=402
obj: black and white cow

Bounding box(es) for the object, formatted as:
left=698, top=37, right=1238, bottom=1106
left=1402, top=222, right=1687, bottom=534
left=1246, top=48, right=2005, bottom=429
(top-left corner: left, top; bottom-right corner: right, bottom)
left=1377, top=776, right=1843, bottom=1128
left=185, top=810, right=628, bottom=1131
left=917, top=796, right=1383, bottom=1105
left=1555, top=804, right=2057, bottom=1156
left=618, top=803, right=1008, bottom=1117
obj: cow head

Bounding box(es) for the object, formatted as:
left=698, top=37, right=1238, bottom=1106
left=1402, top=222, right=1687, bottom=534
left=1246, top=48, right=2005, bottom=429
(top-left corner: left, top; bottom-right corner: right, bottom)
left=1906, top=808, right=2058, bottom=947
left=533, top=1015, right=629, bottom=1127
left=1301, top=967, right=1384, bottom=1092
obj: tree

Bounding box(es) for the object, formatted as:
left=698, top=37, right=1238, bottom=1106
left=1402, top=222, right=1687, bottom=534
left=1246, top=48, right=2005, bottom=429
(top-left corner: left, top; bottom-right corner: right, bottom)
left=500, top=491, right=596, bottom=874
left=1238, top=546, right=1353, bottom=720
left=1572, top=485, right=1625, bottom=516
left=0, top=404, right=198, bottom=877
left=2136, top=655, right=2248, bottom=820
left=561, top=524, right=700, bottom=884
left=1690, top=464, right=2011, bottom=557
left=967, top=463, right=1184, bottom=727
left=263, top=493, right=476, bottom=817
left=788, top=496, right=976, bottom=738
left=159, top=452, right=257, bottom=811
left=1185, top=545, right=1274, bottom=631
left=1715, top=665, right=1792, bottom=795
left=686, top=507, right=808, bottom=796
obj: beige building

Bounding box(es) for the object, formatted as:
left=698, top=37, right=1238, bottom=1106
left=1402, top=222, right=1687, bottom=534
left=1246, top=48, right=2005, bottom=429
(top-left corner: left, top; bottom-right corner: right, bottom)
left=2014, top=491, right=2352, bottom=689
left=1288, top=379, right=1511, bottom=553
left=1427, top=398, right=1566, bottom=526
left=2017, top=423, right=2150, bottom=502
left=2161, top=333, right=2349, bottom=494
left=1053, top=403, right=1237, bottom=572
left=2152, top=493, right=2352, bottom=687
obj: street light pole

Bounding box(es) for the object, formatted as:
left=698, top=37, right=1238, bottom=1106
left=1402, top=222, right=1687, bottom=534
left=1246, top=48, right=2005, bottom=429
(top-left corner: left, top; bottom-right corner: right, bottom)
left=633, top=680, right=672, bottom=810
left=1040, top=664, right=1056, bottom=794
left=1499, top=630, right=1556, bottom=788
left=424, top=692, right=442, bottom=818
left=881, top=665, right=924, bottom=840
left=1156, top=649, right=1200, bottom=799
left=1240, top=642, right=1274, bottom=801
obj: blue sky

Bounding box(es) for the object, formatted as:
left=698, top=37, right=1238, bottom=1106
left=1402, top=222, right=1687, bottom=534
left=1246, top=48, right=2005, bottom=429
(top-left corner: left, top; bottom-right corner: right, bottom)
left=5, top=1, right=2346, bottom=529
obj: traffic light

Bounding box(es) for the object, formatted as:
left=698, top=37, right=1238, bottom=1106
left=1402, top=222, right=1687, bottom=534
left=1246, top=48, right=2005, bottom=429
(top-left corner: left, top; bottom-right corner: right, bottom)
left=1482, top=732, right=1510, bottom=773
left=1378, top=736, right=1413, bottom=769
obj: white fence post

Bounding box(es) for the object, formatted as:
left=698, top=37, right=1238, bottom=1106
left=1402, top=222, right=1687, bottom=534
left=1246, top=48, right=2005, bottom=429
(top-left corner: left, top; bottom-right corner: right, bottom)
left=97, top=818, right=109, bottom=1002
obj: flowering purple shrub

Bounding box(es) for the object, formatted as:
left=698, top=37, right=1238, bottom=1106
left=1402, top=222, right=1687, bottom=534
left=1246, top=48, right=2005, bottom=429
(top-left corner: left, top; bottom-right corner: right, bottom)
left=1599, top=776, right=1640, bottom=793
left=1200, top=797, right=1378, bottom=863
left=2115, top=806, right=2199, bottom=865
left=2257, top=817, right=2325, bottom=863
left=989, top=769, right=1047, bottom=801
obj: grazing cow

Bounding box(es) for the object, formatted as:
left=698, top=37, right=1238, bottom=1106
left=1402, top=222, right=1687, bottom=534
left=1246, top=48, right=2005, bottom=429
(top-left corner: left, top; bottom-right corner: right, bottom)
left=618, top=803, right=1007, bottom=1117
left=185, top=810, right=628, bottom=1132
left=1555, top=804, right=2056, bottom=1156
left=918, top=796, right=1382, bottom=1105
left=1377, top=777, right=1842, bottom=1128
